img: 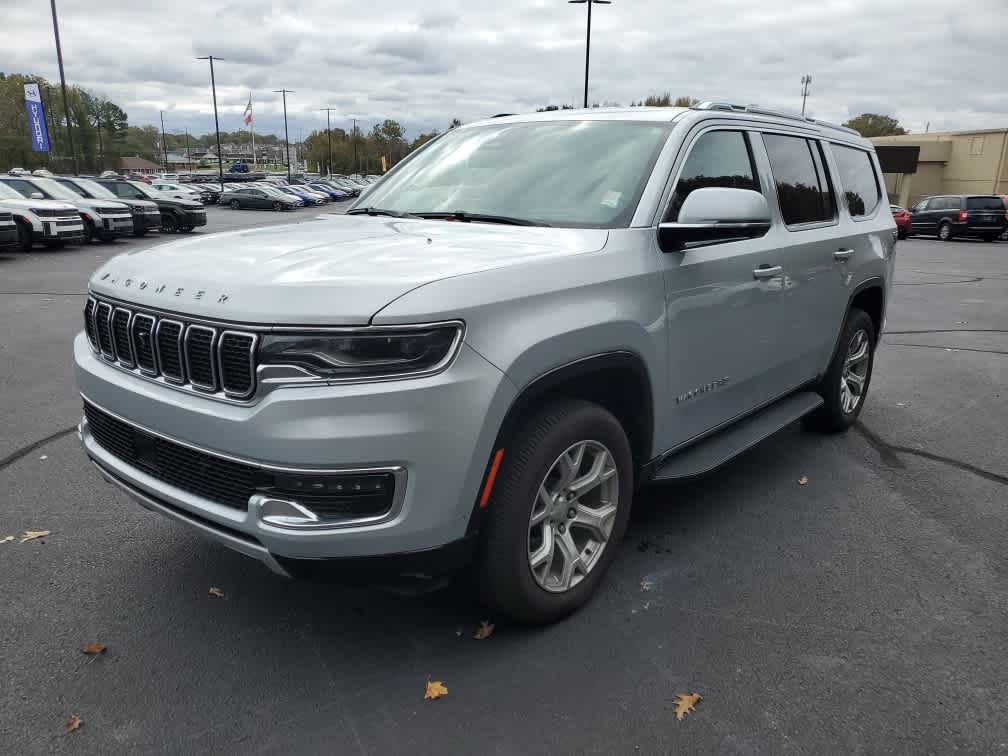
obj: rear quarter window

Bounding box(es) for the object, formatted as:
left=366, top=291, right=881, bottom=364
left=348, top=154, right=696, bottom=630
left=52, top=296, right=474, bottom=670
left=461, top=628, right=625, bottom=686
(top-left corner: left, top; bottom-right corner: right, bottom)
left=966, top=197, right=1005, bottom=210
left=761, top=133, right=836, bottom=226
left=829, top=144, right=881, bottom=218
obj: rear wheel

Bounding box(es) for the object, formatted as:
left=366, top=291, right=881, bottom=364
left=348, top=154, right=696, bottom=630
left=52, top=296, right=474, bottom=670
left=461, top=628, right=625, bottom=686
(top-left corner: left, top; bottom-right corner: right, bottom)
left=938, top=222, right=952, bottom=241
left=272, top=201, right=282, bottom=211
left=806, top=308, right=876, bottom=433
left=161, top=214, right=178, bottom=233
left=477, top=398, right=633, bottom=624
left=230, top=199, right=241, bottom=210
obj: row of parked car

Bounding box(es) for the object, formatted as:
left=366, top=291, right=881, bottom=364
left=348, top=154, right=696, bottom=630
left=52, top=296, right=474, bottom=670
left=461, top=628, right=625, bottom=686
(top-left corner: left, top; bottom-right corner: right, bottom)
left=890, top=194, right=1008, bottom=242
left=0, top=172, right=207, bottom=252
left=219, top=176, right=376, bottom=210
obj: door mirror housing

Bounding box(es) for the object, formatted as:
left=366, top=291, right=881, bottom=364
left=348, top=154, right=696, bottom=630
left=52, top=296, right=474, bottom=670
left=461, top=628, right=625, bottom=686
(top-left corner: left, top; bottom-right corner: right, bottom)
left=658, top=187, right=772, bottom=252
left=30, top=191, right=45, bottom=200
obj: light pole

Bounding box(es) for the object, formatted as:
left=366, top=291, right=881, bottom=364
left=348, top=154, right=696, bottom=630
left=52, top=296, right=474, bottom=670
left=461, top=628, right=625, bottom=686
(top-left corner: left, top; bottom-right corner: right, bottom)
left=48, top=0, right=77, bottom=174
left=319, top=108, right=337, bottom=177
left=274, top=89, right=294, bottom=181
left=352, top=118, right=359, bottom=177
left=159, top=111, right=169, bottom=172
left=568, top=0, right=611, bottom=109
left=800, top=74, right=812, bottom=117
left=197, top=55, right=225, bottom=184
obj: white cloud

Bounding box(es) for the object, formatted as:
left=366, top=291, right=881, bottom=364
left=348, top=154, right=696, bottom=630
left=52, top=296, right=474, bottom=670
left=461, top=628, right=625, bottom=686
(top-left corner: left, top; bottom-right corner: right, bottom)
left=2, top=0, right=1006, bottom=140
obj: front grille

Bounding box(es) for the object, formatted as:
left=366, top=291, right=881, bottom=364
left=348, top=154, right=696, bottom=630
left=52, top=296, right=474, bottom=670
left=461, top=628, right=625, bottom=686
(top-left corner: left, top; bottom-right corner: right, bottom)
left=84, top=296, right=258, bottom=400
left=83, top=401, right=398, bottom=520
left=97, top=206, right=126, bottom=214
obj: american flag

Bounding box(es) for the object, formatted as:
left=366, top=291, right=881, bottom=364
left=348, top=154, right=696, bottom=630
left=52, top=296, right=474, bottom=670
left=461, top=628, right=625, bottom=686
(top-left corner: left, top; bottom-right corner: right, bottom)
left=243, top=96, right=253, bottom=126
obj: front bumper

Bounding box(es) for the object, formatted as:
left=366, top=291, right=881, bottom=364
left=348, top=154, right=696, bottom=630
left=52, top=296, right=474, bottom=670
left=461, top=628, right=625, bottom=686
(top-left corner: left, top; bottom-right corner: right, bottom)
left=133, top=211, right=162, bottom=231
left=98, top=214, right=134, bottom=237
left=180, top=210, right=207, bottom=228
left=75, top=332, right=513, bottom=566
left=34, top=219, right=85, bottom=242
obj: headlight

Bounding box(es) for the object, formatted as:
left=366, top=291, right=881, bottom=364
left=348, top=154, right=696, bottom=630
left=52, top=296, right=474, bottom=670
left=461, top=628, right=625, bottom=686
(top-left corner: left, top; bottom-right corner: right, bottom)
left=259, top=324, right=463, bottom=381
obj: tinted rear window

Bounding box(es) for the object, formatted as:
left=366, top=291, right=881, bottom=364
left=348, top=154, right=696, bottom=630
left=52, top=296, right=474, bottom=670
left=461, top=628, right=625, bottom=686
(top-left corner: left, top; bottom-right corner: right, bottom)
left=966, top=196, right=1005, bottom=210
left=829, top=144, right=881, bottom=218
left=762, top=133, right=836, bottom=225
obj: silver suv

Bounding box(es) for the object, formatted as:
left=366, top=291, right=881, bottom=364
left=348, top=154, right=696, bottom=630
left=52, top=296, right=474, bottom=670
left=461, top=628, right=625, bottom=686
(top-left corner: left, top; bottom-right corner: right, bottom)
left=75, top=104, right=894, bottom=623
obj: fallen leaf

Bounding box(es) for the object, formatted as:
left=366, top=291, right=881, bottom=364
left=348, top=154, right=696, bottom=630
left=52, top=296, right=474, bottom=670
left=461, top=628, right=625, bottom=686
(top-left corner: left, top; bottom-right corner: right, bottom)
left=424, top=680, right=448, bottom=700
left=208, top=587, right=225, bottom=598
left=82, top=643, right=107, bottom=655
left=0, top=536, right=13, bottom=545
left=640, top=580, right=653, bottom=592
left=20, top=530, right=51, bottom=543
left=673, top=692, right=702, bottom=721
left=798, top=476, right=809, bottom=486
left=473, top=621, right=495, bottom=640
left=65, top=715, right=82, bottom=732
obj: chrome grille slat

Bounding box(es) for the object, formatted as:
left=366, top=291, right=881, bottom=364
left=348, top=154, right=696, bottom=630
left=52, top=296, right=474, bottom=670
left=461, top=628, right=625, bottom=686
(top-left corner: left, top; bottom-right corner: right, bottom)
left=84, top=296, right=258, bottom=401
left=95, top=302, right=115, bottom=359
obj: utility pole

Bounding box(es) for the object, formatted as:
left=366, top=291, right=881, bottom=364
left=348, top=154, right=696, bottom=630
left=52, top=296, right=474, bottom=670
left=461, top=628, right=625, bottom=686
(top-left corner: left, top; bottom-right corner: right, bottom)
left=274, top=89, right=294, bottom=181
left=319, top=108, right=337, bottom=177
left=568, top=0, right=611, bottom=108
left=197, top=55, right=225, bottom=184
left=48, top=0, right=77, bottom=174
left=185, top=130, right=191, bottom=173
left=160, top=111, right=169, bottom=172
left=800, top=74, right=813, bottom=117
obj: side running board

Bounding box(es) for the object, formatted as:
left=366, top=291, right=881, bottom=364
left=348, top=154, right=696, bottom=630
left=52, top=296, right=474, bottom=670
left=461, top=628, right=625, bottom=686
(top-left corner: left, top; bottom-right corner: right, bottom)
left=652, top=391, right=824, bottom=481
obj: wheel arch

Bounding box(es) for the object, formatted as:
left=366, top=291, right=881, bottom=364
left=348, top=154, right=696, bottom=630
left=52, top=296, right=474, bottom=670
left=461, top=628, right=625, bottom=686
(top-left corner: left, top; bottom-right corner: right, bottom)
left=823, top=277, right=885, bottom=374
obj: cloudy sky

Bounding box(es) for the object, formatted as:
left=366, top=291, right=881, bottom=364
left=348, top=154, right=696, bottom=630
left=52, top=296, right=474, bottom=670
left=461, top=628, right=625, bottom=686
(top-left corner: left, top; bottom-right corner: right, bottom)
left=3, top=0, right=1006, bottom=140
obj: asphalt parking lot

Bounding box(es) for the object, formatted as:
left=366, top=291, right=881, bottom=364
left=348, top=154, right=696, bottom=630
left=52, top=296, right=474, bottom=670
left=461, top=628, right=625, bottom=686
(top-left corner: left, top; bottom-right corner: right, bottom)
left=2, top=215, right=1006, bottom=754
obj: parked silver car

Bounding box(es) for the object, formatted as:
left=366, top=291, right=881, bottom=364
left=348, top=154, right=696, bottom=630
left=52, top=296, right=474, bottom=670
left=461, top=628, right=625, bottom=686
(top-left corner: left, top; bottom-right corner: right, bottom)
left=75, top=104, right=894, bottom=623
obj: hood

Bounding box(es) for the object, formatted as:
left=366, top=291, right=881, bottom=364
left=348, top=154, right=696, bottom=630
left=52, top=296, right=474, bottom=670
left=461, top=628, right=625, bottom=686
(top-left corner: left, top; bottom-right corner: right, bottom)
left=70, top=197, right=131, bottom=214
left=89, top=214, right=609, bottom=324
left=0, top=197, right=78, bottom=214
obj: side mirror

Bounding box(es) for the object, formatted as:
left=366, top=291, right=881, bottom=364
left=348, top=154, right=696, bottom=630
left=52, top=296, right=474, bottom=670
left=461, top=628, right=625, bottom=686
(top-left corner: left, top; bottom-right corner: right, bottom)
left=30, top=191, right=45, bottom=200
left=658, top=187, right=771, bottom=252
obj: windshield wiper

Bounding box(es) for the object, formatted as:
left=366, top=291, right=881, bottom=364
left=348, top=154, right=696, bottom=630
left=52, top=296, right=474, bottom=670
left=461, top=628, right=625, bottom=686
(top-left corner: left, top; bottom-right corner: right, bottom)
left=346, top=207, right=420, bottom=219
left=414, top=211, right=549, bottom=227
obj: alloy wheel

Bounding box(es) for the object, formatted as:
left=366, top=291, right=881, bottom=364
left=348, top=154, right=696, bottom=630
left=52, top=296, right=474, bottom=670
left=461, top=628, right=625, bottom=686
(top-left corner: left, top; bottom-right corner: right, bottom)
left=840, top=329, right=870, bottom=414
left=527, top=440, right=619, bottom=593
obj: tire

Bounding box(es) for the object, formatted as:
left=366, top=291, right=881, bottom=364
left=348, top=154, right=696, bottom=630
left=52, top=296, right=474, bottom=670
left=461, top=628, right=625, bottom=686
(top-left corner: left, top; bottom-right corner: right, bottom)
left=15, top=221, right=33, bottom=252
left=477, top=398, right=634, bottom=624
left=981, top=234, right=996, bottom=243
left=133, top=228, right=148, bottom=237
left=938, top=222, right=952, bottom=241
left=82, top=218, right=95, bottom=244
left=230, top=199, right=241, bottom=210
left=897, top=228, right=907, bottom=240
left=180, top=227, right=193, bottom=233
left=43, top=240, right=64, bottom=249
left=272, top=201, right=282, bottom=211
left=805, top=308, right=876, bottom=433
left=161, top=214, right=178, bottom=233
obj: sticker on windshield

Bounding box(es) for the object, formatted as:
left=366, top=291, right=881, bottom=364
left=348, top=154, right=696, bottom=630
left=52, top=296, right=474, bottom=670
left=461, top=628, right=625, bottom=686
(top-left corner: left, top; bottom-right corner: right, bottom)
left=601, top=190, right=622, bottom=209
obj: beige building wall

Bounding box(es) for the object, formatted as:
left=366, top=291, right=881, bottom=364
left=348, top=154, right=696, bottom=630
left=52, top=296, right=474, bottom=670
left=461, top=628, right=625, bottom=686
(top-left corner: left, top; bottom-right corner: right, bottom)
left=872, top=129, right=1008, bottom=207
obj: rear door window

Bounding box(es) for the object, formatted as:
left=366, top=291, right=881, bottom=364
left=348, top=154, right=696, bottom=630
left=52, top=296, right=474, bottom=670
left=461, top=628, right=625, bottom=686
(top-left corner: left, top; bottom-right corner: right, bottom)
left=667, top=130, right=760, bottom=220
left=762, top=133, right=836, bottom=225
left=829, top=144, right=881, bottom=218
left=966, top=196, right=1005, bottom=210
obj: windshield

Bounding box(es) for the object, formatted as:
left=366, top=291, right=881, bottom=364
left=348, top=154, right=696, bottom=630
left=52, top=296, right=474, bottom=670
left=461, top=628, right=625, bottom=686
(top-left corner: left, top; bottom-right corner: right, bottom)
left=0, top=183, right=27, bottom=200
left=966, top=196, right=1005, bottom=210
left=31, top=177, right=84, bottom=201
left=128, top=181, right=156, bottom=198
left=70, top=178, right=118, bottom=199
left=358, top=120, right=671, bottom=227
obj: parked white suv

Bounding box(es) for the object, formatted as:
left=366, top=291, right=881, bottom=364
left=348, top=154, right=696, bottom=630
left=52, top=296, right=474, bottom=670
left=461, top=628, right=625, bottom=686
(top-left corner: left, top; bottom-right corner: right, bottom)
left=0, top=181, right=84, bottom=250
left=75, top=104, right=895, bottom=623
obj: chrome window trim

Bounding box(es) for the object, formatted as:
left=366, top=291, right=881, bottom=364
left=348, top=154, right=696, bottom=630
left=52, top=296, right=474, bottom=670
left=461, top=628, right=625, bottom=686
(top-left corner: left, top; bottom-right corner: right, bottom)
left=80, top=394, right=407, bottom=530
left=155, top=318, right=186, bottom=384
left=184, top=325, right=218, bottom=392
left=111, top=307, right=136, bottom=368
left=217, top=330, right=258, bottom=399
left=130, top=313, right=158, bottom=376
left=95, top=301, right=115, bottom=360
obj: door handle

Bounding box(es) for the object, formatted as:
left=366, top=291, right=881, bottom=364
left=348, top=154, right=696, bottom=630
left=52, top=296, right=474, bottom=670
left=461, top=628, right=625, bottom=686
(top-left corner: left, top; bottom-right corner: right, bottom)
left=753, top=264, right=782, bottom=279
left=834, top=248, right=854, bottom=261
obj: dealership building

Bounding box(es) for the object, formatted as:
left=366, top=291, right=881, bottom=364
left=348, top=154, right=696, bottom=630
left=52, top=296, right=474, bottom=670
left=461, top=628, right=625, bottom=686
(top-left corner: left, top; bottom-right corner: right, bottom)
left=871, top=129, right=1008, bottom=208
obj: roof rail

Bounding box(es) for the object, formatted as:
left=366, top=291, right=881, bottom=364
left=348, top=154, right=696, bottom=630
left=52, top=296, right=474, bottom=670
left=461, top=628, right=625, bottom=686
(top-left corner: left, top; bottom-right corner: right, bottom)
left=693, top=101, right=861, bottom=137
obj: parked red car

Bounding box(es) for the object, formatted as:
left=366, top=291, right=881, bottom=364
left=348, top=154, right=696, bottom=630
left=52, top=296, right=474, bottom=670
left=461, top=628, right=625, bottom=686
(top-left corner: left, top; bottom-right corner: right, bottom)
left=890, top=204, right=911, bottom=240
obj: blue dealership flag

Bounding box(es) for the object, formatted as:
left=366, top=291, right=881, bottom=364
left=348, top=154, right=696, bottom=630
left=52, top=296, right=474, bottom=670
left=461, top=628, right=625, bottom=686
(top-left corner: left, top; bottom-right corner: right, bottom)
left=24, top=83, right=51, bottom=153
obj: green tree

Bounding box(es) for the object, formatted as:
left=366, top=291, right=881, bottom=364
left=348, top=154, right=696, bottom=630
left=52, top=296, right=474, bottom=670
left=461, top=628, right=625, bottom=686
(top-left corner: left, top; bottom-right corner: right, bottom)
left=842, top=113, right=907, bottom=137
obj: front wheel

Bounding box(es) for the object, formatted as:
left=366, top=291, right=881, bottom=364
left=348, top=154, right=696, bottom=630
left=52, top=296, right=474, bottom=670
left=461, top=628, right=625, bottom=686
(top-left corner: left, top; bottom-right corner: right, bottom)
left=161, top=214, right=178, bottom=233
left=806, top=308, right=876, bottom=432
left=897, top=228, right=908, bottom=240
left=938, top=222, right=952, bottom=241
left=82, top=218, right=95, bottom=244
left=230, top=199, right=241, bottom=210
left=272, top=201, right=282, bottom=211
left=16, top=221, right=33, bottom=252
left=133, top=228, right=148, bottom=237
left=981, top=234, right=997, bottom=243
left=477, top=399, right=633, bottom=624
